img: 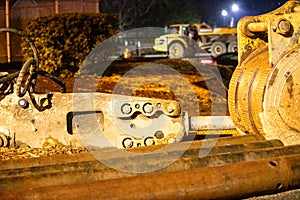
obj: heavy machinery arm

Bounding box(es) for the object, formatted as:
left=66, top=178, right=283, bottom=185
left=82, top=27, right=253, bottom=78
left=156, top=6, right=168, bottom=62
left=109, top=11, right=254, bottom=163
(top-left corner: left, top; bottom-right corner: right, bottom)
left=0, top=28, right=234, bottom=149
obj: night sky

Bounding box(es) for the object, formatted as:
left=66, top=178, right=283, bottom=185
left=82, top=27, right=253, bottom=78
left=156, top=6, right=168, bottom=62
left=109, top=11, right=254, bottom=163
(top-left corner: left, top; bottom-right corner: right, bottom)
left=214, top=0, right=288, bottom=15
left=201, top=0, right=289, bottom=26
left=101, top=0, right=290, bottom=27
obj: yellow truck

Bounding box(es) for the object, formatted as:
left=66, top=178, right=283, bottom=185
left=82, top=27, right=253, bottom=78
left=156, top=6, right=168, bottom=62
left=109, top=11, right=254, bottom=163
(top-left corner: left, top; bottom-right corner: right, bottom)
left=153, top=23, right=237, bottom=58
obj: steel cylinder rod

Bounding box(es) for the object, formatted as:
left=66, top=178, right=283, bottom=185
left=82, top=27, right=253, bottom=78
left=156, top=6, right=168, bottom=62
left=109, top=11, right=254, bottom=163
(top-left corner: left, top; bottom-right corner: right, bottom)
left=1, top=140, right=297, bottom=192
left=2, top=154, right=300, bottom=199
left=189, top=116, right=236, bottom=130
left=247, top=22, right=268, bottom=32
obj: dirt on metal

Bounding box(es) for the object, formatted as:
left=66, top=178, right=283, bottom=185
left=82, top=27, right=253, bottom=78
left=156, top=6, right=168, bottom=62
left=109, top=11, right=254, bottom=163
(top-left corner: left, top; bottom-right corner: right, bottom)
left=1, top=136, right=300, bottom=200
left=0, top=137, right=86, bottom=160
left=0, top=58, right=234, bottom=159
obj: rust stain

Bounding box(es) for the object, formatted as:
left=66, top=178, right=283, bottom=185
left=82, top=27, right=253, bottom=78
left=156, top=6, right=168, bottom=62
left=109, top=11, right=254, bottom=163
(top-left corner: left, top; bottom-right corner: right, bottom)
left=269, top=68, right=278, bottom=88
left=286, top=73, right=294, bottom=99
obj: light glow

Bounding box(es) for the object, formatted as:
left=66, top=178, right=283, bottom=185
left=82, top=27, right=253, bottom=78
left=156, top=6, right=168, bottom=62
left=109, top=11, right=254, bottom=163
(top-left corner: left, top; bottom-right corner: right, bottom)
left=232, top=4, right=239, bottom=12
left=221, top=9, right=228, bottom=17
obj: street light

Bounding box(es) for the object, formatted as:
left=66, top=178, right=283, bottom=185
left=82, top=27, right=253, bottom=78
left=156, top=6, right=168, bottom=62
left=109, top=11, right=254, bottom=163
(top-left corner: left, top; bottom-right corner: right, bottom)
left=231, top=4, right=239, bottom=27
left=221, top=9, right=228, bottom=26
left=232, top=3, right=239, bottom=12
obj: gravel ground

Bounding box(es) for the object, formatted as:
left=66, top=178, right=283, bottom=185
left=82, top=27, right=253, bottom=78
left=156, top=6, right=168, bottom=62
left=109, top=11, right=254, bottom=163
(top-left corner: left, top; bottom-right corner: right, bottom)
left=245, top=189, right=300, bottom=199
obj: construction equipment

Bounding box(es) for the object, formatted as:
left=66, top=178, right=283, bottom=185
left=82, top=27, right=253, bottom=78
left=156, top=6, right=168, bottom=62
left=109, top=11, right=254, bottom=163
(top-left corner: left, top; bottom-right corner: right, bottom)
left=228, top=0, right=300, bottom=146
left=153, top=23, right=237, bottom=58
left=1, top=2, right=300, bottom=199
left=0, top=0, right=299, bottom=150
left=0, top=28, right=235, bottom=149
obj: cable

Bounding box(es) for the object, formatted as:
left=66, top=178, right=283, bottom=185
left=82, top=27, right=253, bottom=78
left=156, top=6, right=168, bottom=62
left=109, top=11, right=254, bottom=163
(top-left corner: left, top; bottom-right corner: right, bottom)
left=0, top=28, right=66, bottom=111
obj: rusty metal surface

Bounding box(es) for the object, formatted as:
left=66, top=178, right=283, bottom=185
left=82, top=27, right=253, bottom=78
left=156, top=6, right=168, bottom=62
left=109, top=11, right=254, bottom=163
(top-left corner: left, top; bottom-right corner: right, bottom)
left=0, top=92, right=184, bottom=148
left=0, top=135, right=277, bottom=169
left=0, top=136, right=298, bottom=198
left=1, top=154, right=300, bottom=200
left=261, top=46, right=300, bottom=145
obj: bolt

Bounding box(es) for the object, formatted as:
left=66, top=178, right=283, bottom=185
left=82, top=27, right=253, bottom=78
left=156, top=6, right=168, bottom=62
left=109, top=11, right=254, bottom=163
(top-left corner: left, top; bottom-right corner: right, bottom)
left=277, top=20, right=291, bottom=35
left=143, top=103, right=154, bottom=114
left=121, top=104, right=132, bottom=114
left=165, top=102, right=181, bottom=115
left=154, top=131, right=164, bottom=139
left=167, top=103, right=176, bottom=113
left=144, top=137, right=155, bottom=146
left=18, top=98, right=29, bottom=109
left=122, top=138, right=134, bottom=148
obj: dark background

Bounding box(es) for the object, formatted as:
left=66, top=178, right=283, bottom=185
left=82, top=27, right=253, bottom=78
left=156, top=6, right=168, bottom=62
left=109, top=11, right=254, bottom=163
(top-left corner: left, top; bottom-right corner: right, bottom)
left=100, top=0, right=289, bottom=29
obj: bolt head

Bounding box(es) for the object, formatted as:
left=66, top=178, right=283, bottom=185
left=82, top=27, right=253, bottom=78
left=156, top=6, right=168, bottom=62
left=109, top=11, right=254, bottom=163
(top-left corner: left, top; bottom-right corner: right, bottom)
left=143, top=103, right=154, bottom=114
left=18, top=98, right=29, bottom=109
left=278, top=20, right=291, bottom=34
left=122, top=138, right=134, bottom=148
left=121, top=104, right=132, bottom=114
left=144, top=137, right=155, bottom=146
left=154, top=131, right=164, bottom=139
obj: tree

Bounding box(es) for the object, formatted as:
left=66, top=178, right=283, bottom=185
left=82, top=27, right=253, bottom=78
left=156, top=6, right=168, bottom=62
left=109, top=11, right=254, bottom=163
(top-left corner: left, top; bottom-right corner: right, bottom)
left=157, top=0, right=200, bottom=26
left=101, top=0, right=200, bottom=30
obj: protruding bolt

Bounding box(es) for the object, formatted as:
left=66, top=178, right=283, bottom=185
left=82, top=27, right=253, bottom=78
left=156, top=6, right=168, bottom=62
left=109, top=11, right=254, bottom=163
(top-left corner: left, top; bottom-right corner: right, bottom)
left=18, top=98, right=29, bottom=109
left=143, top=103, right=154, bottom=114
left=144, top=137, right=155, bottom=146
left=165, top=102, right=181, bottom=115
left=121, top=103, right=132, bottom=114
left=167, top=103, right=176, bottom=113
left=277, top=19, right=291, bottom=35
left=154, top=131, right=164, bottom=139
left=122, top=137, right=134, bottom=148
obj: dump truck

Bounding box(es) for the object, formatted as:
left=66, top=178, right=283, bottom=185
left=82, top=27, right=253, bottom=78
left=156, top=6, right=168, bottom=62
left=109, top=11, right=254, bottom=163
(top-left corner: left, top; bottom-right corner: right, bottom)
left=153, top=23, right=237, bottom=58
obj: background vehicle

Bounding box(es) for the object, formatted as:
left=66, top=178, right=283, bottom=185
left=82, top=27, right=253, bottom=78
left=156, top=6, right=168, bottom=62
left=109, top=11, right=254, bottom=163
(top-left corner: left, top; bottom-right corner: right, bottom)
left=153, top=23, right=237, bottom=58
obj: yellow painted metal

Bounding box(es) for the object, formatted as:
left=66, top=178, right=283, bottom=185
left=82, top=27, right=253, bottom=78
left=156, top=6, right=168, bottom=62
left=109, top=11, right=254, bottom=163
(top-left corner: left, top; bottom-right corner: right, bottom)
left=229, top=0, right=300, bottom=145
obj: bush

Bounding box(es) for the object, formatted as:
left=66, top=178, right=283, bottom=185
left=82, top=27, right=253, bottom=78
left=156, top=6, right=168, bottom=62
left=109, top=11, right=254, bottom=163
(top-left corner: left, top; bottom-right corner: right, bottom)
left=22, top=13, right=119, bottom=77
